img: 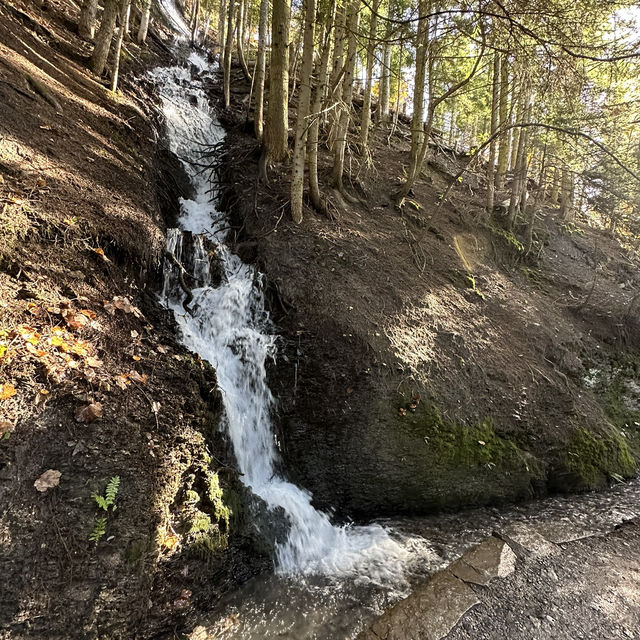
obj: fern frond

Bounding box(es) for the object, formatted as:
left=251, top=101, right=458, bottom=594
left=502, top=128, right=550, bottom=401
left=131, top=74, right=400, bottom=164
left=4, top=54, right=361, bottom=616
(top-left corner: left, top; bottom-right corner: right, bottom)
left=92, top=493, right=109, bottom=510
left=89, top=516, right=107, bottom=542
left=105, top=476, right=120, bottom=506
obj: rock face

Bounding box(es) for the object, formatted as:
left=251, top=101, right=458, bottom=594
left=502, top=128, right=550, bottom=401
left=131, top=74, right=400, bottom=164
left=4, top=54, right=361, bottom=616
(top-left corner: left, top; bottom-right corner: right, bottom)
left=357, top=536, right=521, bottom=640
left=356, top=570, right=479, bottom=640
left=449, top=536, right=517, bottom=586
left=222, top=100, right=640, bottom=518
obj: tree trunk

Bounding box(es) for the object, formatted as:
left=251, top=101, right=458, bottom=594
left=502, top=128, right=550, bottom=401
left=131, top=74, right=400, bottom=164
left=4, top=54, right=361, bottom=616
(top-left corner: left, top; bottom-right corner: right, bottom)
left=137, top=0, right=151, bottom=44
left=291, top=0, right=316, bottom=223
left=327, top=0, right=346, bottom=148
left=560, top=167, right=573, bottom=219
left=90, top=0, right=119, bottom=77
left=237, top=0, right=251, bottom=80
left=223, top=0, right=235, bottom=108
left=507, top=81, right=532, bottom=231
left=409, top=0, right=430, bottom=169
left=486, top=53, right=500, bottom=215
left=253, top=0, right=269, bottom=140
left=265, top=0, right=291, bottom=162
left=191, top=0, right=200, bottom=44
left=509, top=92, right=523, bottom=172
left=218, top=0, right=227, bottom=63
left=110, top=0, right=131, bottom=92
left=549, top=165, right=561, bottom=203
left=358, top=0, right=379, bottom=155
left=377, top=34, right=391, bottom=123
left=496, top=53, right=509, bottom=189
left=78, top=0, right=99, bottom=40
left=308, top=0, right=335, bottom=210
left=525, top=146, right=547, bottom=254
left=123, top=0, right=131, bottom=38
left=331, top=0, right=360, bottom=190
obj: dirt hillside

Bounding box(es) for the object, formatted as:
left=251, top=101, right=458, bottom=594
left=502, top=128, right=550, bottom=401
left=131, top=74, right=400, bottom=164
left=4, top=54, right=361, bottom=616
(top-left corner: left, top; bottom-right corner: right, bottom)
left=217, top=66, right=640, bottom=519
left=0, top=2, right=260, bottom=637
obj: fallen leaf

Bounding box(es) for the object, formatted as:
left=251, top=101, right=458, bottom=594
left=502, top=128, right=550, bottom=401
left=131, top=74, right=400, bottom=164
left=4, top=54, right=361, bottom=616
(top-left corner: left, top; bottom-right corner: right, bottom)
left=130, top=330, right=139, bottom=338
left=132, top=355, right=141, bottom=361
left=85, top=356, right=103, bottom=368
left=75, top=402, right=103, bottom=423
left=34, top=469, right=61, bottom=492
left=0, top=421, right=14, bottom=436
left=115, top=375, right=130, bottom=390
left=157, top=345, right=167, bottom=354
left=128, top=370, right=147, bottom=384
left=79, top=309, right=97, bottom=320
left=25, top=343, right=48, bottom=357
left=478, top=440, right=486, bottom=446
left=92, top=247, right=110, bottom=262
left=0, top=383, right=17, bottom=400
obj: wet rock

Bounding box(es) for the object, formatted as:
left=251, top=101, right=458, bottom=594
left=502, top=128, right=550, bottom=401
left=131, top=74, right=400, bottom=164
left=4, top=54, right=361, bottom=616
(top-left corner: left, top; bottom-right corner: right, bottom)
left=356, top=570, right=479, bottom=640
left=495, top=524, right=560, bottom=558
left=449, top=536, right=517, bottom=586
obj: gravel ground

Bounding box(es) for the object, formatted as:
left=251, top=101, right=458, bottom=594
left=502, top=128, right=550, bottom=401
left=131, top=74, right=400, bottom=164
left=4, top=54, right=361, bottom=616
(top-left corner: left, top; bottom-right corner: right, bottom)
left=447, top=521, right=640, bottom=640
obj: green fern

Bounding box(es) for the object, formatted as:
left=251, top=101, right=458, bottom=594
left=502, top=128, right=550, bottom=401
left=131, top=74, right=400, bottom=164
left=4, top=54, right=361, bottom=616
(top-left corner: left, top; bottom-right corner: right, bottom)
left=92, top=476, right=120, bottom=511
left=89, top=516, right=107, bottom=542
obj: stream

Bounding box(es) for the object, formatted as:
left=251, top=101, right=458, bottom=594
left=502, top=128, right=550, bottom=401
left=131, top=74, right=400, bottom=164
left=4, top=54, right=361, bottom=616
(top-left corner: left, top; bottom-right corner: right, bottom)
left=150, top=47, right=640, bottom=640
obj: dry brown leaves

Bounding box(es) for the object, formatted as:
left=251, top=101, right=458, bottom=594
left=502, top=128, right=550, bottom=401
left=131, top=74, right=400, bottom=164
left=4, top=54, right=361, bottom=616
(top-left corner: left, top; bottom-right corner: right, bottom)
left=34, top=469, right=61, bottom=492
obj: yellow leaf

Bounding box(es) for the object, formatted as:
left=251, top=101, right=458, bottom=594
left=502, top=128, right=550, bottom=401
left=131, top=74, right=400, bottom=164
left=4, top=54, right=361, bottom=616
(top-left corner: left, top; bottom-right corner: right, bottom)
left=132, top=355, right=141, bottom=361
left=0, top=383, right=17, bottom=400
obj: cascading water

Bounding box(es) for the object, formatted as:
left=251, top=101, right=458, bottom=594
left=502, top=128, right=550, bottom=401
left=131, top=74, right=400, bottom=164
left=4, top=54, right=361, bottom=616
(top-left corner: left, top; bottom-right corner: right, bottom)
left=150, top=53, right=420, bottom=583
left=148, top=43, right=640, bottom=640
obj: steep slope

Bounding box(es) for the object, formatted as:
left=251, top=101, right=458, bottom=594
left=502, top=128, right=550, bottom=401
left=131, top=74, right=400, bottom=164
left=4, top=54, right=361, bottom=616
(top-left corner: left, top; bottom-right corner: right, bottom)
left=0, top=2, right=256, bottom=637
left=217, top=66, right=640, bottom=518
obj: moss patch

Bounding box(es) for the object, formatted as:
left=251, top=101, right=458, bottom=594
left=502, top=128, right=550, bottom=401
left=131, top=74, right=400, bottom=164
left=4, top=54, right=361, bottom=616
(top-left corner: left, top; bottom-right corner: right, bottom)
left=564, top=427, right=636, bottom=489
left=405, top=404, right=535, bottom=473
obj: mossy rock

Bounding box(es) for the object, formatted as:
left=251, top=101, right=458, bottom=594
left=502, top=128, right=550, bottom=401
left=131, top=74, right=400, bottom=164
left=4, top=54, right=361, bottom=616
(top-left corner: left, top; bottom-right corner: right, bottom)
left=387, top=401, right=546, bottom=511
left=561, top=427, right=636, bottom=490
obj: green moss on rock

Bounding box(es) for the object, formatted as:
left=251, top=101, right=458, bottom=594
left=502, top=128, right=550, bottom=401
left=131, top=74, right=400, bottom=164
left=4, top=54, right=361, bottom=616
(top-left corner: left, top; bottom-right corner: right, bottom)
left=564, top=427, right=636, bottom=489
left=389, top=401, right=545, bottom=511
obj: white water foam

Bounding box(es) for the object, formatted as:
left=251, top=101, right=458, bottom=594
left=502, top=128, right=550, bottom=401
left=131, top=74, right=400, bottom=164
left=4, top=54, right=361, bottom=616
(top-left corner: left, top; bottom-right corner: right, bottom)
left=151, top=54, right=422, bottom=584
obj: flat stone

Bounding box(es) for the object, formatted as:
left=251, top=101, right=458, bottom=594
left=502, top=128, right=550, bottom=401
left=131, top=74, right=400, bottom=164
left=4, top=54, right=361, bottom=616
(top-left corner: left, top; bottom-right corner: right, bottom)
left=357, top=570, right=479, bottom=640
left=496, top=524, right=561, bottom=558
left=449, top=536, right=517, bottom=586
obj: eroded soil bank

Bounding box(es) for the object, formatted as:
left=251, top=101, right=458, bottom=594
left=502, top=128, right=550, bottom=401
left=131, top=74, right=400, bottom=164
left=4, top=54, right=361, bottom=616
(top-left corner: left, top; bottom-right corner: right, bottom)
left=215, top=64, right=640, bottom=520
left=0, top=3, right=261, bottom=637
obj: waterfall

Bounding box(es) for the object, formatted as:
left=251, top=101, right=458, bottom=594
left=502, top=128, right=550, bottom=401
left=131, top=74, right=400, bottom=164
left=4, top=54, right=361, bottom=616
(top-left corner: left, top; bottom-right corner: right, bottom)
left=150, top=54, right=414, bottom=583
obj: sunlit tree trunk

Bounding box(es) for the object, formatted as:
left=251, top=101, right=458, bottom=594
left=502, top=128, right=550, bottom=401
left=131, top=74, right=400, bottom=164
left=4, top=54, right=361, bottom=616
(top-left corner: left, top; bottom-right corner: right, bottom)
left=237, top=0, right=251, bottom=80
left=253, top=0, right=269, bottom=140
left=409, top=0, right=430, bottom=169
left=308, top=0, right=336, bottom=210
left=291, top=0, right=316, bottom=223
left=265, top=0, right=291, bottom=161
left=91, top=0, right=119, bottom=76
left=496, top=54, right=509, bottom=189
left=486, top=53, right=500, bottom=215
left=508, top=81, right=532, bottom=231
left=327, top=0, right=346, bottom=149
left=331, top=0, right=360, bottom=190
left=110, top=0, right=131, bottom=92
left=191, top=0, right=200, bottom=44
left=377, top=38, right=391, bottom=123
left=358, top=0, right=380, bottom=155
left=138, top=0, right=151, bottom=44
